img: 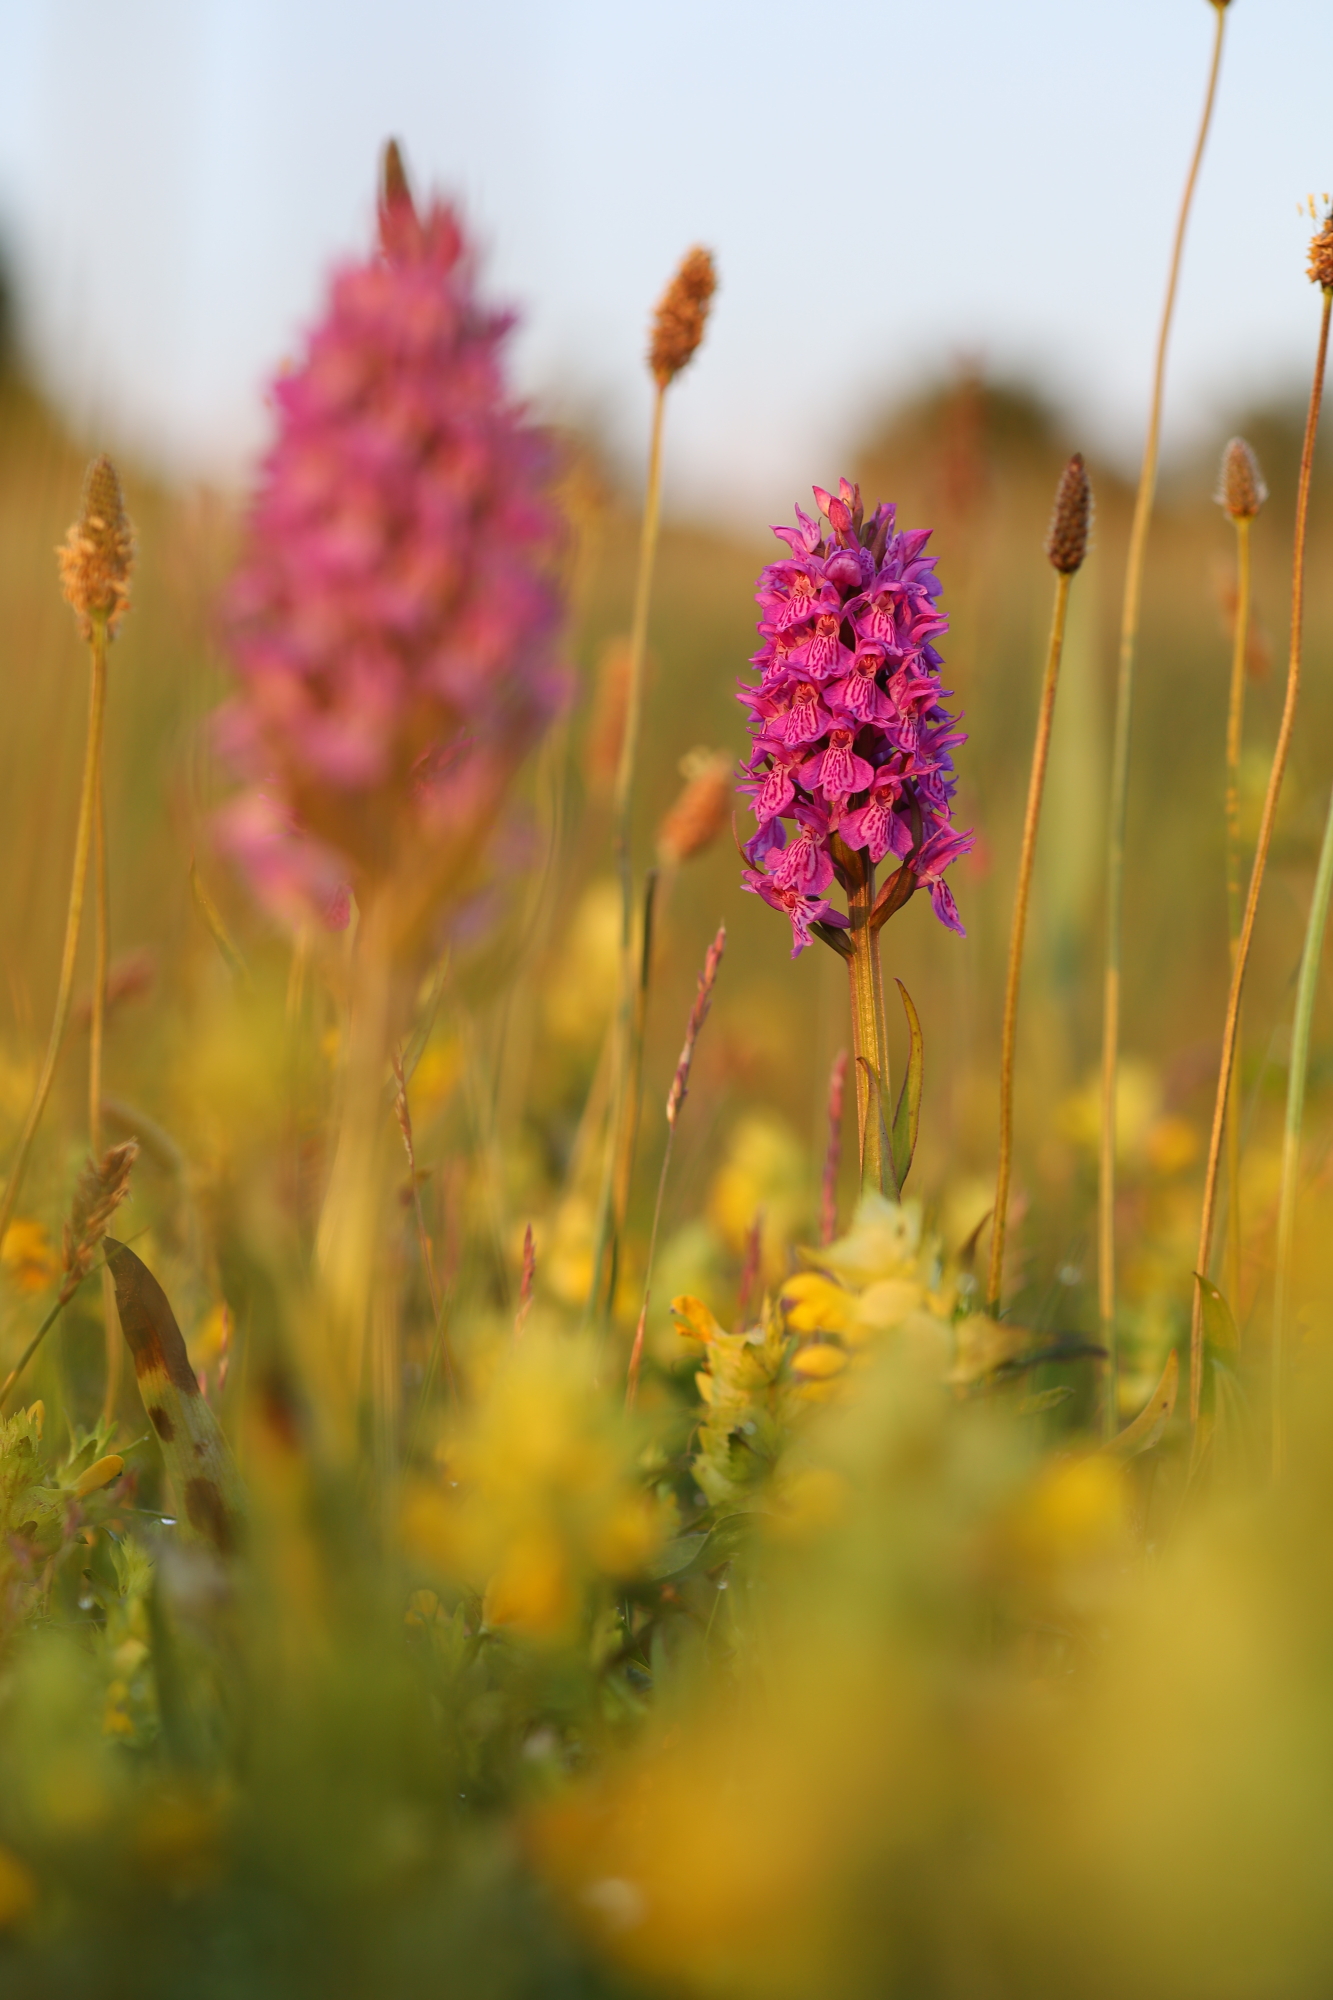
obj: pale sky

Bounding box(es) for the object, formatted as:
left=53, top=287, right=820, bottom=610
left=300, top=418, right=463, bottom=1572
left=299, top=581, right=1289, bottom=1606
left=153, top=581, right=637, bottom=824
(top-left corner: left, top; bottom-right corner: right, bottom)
left=0, top=0, right=1329, bottom=517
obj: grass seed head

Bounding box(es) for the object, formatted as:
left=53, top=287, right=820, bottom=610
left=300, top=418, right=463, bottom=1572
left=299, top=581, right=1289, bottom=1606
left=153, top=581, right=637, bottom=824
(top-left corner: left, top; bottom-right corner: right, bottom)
left=649, top=247, right=717, bottom=389
left=1309, top=206, right=1333, bottom=291
left=656, top=749, right=732, bottom=865
left=1216, top=436, right=1267, bottom=521
left=57, top=455, right=134, bottom=641
left=61, top=1141, right=138, bottom=1302
left=1045, top=452, right=1092, bottom=574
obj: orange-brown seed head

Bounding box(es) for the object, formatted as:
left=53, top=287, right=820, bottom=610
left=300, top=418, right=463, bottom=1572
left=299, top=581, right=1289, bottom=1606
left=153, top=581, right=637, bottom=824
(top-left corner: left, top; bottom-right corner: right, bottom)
left=649, top=247, right=717, bottom=389
left=1309, top=208, right=1333, bottom=291
left=57, top=455, right=134, bottom=641
left=1216, top=436, right=1267, bottom=521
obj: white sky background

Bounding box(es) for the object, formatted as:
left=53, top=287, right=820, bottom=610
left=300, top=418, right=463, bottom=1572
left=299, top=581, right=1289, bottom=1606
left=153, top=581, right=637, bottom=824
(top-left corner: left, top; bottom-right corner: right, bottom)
left=0, top=0, right=1329, bottom=519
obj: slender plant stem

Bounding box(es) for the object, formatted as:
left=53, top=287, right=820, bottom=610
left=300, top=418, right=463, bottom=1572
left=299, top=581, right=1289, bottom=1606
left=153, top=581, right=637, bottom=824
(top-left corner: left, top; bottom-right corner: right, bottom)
left=588, top=383, right=668, bottom=1321
left=1272, top=779, right=1333, bottom=1477
left=845, top=857, right=889, bottom=1194
left=0, top=620, right=109, bottom=1249
left=88, top=660, right=124, bottom=1429
left=990, top=571, right=1071, bottom=1313
left=1097, top=0, right=1228, bottom=1401
left=1190, top=285, right=1332, bottom=1423
left=625, top=1126, right=675, bottom=1412
left=1222, top=514, right=1252, bottom=1309
left=611, top=869, right=658, bottom=1269
left=0, top=1279, right=87, bottom=1410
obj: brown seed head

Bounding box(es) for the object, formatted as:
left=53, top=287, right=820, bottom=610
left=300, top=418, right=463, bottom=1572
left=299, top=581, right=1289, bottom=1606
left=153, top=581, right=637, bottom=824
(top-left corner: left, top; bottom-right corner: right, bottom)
left=649, top=247, right=717, bottom=389
left=60, top=1141, right=138, bottom=1304
left=1045, top=452, right=1092, bottom=574
left=656, top=749, right=732, bottom=865
left=1309, top=207, right=1333, bottom=292
left=57, top=455, right=134, bottom=641
left=1215, top=436, right=1267, bottom=521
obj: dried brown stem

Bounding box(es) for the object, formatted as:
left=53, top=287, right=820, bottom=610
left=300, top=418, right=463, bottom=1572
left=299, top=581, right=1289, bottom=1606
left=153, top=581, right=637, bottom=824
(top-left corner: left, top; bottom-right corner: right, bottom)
left=1190, top=284, right=1332, bottom=1422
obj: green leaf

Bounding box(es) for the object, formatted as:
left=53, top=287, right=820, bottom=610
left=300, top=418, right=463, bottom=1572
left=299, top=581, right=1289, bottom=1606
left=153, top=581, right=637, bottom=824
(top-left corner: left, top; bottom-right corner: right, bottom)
left=890, top=980, right=923, bottom=1194
left=1102, top=1349, right=1178, bottom=1461
left=648, top=1533, right=711, bottom=1580
left=1194, top=1273, right=1240, bottom=1353
left=1018, top=1385, right=1075, bottom=1417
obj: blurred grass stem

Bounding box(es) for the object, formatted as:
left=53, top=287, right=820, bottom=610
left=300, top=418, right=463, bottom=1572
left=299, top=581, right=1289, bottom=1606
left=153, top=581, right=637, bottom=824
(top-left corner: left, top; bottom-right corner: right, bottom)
left=1098, top=0, right=1228, bottom=1404
left=1191, top=284, right=1331, bottom=1424
left=589, top=382, right=667, bottom=1321
left=990, top=571, right=1071, bottom=1313
left=1222, top=513, right=1252, bottom=1310
left=88, top=634, right=123, bottom=1426
left=1272, top=780, right=1333, bottom=1477
left=0, top=615, right=109, bottom=1249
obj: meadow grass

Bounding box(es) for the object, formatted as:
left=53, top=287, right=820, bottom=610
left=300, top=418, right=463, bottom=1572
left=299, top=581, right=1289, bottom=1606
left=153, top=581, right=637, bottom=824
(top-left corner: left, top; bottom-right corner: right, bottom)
left=0, top=161, right=1330, bottom=1996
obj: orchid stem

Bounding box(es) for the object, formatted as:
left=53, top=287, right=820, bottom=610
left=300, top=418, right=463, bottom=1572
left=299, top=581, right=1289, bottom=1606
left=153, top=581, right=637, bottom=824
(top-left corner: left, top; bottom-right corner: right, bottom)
left=1191, top=284, right=1331, bottom=1424
left=1097, top=0, right=1227, bottom=1405
left=845, top=854, right=889, bottom=1195
left=990, top=570, right=1071, bottom=1316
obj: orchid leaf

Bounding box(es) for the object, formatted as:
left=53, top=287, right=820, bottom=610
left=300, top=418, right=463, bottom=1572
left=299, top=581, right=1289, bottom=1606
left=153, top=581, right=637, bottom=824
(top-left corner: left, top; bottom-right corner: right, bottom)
left=890, top=980, right=923, bottom=1193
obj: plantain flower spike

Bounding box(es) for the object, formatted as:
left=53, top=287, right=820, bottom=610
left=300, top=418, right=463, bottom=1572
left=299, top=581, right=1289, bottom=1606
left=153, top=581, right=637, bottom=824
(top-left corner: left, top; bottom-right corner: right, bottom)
left=656, top=748, right=732, bottom=865
left=1045, top=452, right=1093, bottom=574
left=57, top=454, right=134, bottom=641
left=1309, top=205, right=1333, bottom=293
left=1216, top=436, right=1267, bottom=521
left=649, top=247, right=717, bottom=388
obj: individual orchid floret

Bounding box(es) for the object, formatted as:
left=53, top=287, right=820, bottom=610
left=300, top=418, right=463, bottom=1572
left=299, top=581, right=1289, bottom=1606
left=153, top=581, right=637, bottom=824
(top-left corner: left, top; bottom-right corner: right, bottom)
left=738, top=479, right=973, bottom=954
left=216, top=148, right=566, bottom=936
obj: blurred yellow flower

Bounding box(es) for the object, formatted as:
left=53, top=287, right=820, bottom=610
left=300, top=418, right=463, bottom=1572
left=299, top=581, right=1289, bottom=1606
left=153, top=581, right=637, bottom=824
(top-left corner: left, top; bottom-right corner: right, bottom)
left=402, top=1334, right=665, bottom=1643
left=0, top=1845, right=36, bottom=1928
left=0, top=1219, right=57, bottom=1294
left=543, top=879, right=621, bottom=1046
left=708, top=1111, right=809, bottom=1280
left=409, top=1036, right=462, bottom=1121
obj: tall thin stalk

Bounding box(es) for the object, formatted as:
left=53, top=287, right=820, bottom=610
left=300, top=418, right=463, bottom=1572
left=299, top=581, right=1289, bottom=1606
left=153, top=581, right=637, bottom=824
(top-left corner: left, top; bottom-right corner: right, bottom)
left=587, top=385, right=666, bottom=1319
left=0, top=625, right=108, bottom=1249
left=1097, top=0, right=1228, bottom=1398
left=89, top=646, right=124, bottom=1427
left=1190, top=274, right=1332, bottom=1424
left=1272, top=781, right=1333, bottom=1476
left=989, top=455, right=1090, bottom=1316
left=1216, top=439, right=1267, bottom=1309
left=625, top=926, right=724, bottom=1409
left=587, top=249, right=716, bottom=1322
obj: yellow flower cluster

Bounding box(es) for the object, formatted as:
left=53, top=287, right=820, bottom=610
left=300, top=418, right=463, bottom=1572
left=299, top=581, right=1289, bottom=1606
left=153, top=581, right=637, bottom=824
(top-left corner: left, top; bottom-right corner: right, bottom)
left=401, top=1333, right=667, bottom=1642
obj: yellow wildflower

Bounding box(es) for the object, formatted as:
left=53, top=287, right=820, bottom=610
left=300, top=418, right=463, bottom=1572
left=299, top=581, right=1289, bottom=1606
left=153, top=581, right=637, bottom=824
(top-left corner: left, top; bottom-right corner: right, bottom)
left=0, top=1219, right=58, bottom=1294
